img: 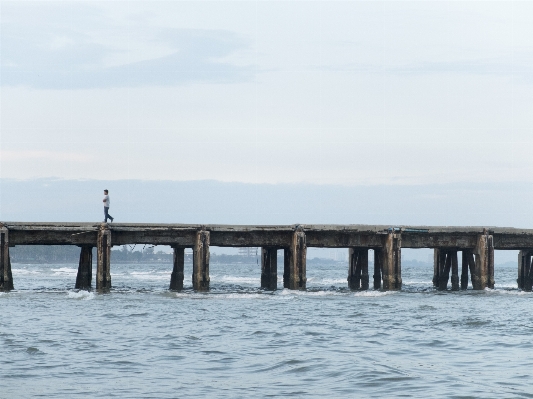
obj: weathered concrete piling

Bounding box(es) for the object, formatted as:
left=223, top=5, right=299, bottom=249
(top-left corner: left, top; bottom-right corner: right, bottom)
left=96, top=226, right=112, bottom=290
left=192, top=230, right=210, bottom=291
left=75, top=245, right=93, bottom=290
left=169, top=246, right=185, bottom=291
left=0, top=228, right=14, bottom=291
left=433, top=233, right=495, bottom=290
left=348, top=249, right=369, bottom=290
left=288, top=228, right=307, bottom=290
left=261, top=247, right=277, bottom=290
left=0, top=222, right=532, bottom=293
left=518, top=250, right=533, bottom=291
left=381, top=232, right=402, bottom=290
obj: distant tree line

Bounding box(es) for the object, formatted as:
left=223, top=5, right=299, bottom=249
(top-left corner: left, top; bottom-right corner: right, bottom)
left=10, top=245, right=377, bottom=265
left=10, top=245, right=174, bottom=264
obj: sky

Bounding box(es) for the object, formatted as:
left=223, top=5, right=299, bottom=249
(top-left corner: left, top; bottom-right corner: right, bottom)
left=1, top=1, right=532, bottom=185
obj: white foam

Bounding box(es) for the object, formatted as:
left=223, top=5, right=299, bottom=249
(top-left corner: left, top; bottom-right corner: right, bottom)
left=484, top=288, right=532, bottom=296
left=215, top=276, right=260, bottom=285
left=315, top=278, right=347, bottom=285
left=129, top=271, right=170, bottom=281
left=11, top=268, right=40, bottom=275
left=222, top=293, right=265, bottom=299
left=353, top=290, right=397, bottom=297
left=67, top=290, right=95, bottom=300
left=403, top=280, right=433, bottom=285
left=278, top=288, right=342, bottom=297
left=52, top=267, right=77, bottom=276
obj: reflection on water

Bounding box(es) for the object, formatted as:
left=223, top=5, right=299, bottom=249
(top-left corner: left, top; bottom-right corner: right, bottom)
left=2, top=261, right=533, bottom=398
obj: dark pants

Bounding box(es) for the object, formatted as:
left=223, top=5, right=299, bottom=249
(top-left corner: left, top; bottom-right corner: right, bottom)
left=104, top=207, right=113, bottom=222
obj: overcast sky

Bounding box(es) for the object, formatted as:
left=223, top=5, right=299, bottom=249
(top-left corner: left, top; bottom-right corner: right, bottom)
left=1, top=1, right=532, bottom=185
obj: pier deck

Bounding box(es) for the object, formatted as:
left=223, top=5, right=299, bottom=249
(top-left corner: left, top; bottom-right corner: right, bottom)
left=2, top=222, right=533, bottom=292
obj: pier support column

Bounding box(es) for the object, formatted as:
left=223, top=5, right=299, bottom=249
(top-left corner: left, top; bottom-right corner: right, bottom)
left=373, top=249, right=382, bottom=289
left=461, top=251, right=469, bottom=289
left=348, top=249, right=369, bottom=290
left=439, top=250, right=453, bottom=290
left=435, top=250, right=459, bottom=291
left=451, top=251, right=459, bottom=291
left=283, top=248, right=290, bottom=289
left=0, top=228, right=13, bottom=291
left=97, top=226, right=111, bottom=291
left=193, top=230, right=210, bottom=291
left=381, top=232, right=401, bottom=290
left=261, top=247, right=278, bottom=290
left=169, top=246, right=185, bottom=291
left=433, top=249, right=444, bottom=288
left=471, top=232, right=494, bottom=290
left=288, top=228, right=306, bottom=290
left=518, top=250, right=533, bottom=291
left=75, top=246, right=93, bottom=290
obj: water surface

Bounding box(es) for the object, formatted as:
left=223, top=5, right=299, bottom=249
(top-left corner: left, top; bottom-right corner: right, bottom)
left=2, top=261, right=532, bottom=398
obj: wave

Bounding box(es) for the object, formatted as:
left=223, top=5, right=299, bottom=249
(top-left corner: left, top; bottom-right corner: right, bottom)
left=11, top=268, right=40, bottom=275
left=214, top=275, right=260, bottom=285
left=51, top=267, right=78, bottom=275
left=353, top=290, right=398, bottom=297
left=67, top=290, right=95, bottom=300
left=129, top=271, right=170, bottom=281
left=278, top=288, right=344, bottom=297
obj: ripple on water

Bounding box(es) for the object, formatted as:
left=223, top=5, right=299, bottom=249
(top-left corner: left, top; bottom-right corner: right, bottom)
left=3, top=261, right=533, bottom=398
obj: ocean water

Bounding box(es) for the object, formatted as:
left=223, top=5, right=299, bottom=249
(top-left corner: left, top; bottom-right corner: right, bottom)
left=2, top=260, right=533, bottom=398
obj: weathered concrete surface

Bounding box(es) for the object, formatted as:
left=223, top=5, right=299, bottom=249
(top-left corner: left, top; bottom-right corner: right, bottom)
left=381, top=233, right=401, bottom=290
left=517, top=250, right=533, bottom=291
left=450, top=251, right=459, bottom=291
left=169, top=246, right=185, bottom=291
left=288, top=228, right=306, bottom=290
left=2, top=222, right=532, bottom=292
left=373, top=249, right=382, bottom=289
left=461, top=251, right=470, bottom=290
left=192, top=230, right=210, bottom=291
left=96, top=226, right=111, bottom=290
left=0, top=228, right=14, bottom=291
left=472, top=233, right=494, bottom=290
left=261, top=247, right=277, bottom=290
left=75, top=245, right=92, bottom=290
left=348, top=249, right=369, bottom=290
left=283, top=249, right=290, bottom=289
left=433, top=249, right=459, bottom=290
left=4, top=222, right=533, bottom=249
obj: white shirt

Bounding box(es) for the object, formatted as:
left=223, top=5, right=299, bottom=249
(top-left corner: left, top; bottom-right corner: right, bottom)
left=103, top=194, right=110, bottom=207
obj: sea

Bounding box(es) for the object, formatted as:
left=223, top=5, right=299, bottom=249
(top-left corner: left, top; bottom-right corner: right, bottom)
left=2, top=259, right=533, bottom=398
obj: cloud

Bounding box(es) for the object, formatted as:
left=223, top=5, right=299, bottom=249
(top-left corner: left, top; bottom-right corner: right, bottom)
left=0, top=150, right=92, bottom=162
left=0, top=4, right=253, bottom=89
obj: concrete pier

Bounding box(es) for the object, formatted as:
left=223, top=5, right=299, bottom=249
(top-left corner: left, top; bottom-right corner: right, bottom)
left=261, top=247, right=277, bottom=290
left=1, top=222, right=533, bottom=293
left=169, top=246, right=185, bottom=291
left=75, top=246, right=92, bottom=290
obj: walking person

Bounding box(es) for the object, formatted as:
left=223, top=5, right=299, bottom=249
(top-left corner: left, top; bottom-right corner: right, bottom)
left=103, top=189, right=114, bottom=223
